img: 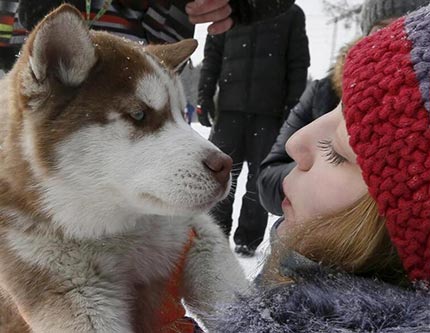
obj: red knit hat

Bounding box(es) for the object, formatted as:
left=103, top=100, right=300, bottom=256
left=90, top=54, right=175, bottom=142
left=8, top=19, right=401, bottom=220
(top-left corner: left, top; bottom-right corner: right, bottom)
left=343, top=5, right=430, bottom=281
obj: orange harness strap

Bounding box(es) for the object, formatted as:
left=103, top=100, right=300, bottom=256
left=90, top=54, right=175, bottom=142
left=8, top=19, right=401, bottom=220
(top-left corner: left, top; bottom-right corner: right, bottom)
left=155, top=228, right=198, bottom=333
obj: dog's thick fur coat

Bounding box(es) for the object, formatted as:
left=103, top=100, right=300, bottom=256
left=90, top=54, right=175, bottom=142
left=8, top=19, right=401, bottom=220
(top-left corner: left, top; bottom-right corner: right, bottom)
left=0, top=5, right=247, bottom=332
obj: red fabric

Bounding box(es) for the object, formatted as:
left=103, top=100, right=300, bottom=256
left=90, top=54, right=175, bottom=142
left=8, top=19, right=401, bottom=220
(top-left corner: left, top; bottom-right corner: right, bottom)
left=196, top=106, right=204, bottom=115
left=0, top=16, right=13, bottom=25
left=343, top=17, right=430, bottom=281
left=154, top=229, right=198, bottom=333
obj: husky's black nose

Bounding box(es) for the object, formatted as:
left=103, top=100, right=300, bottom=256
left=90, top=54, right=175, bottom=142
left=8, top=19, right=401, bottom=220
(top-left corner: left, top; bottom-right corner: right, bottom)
left=203, top=151, right=232, bottom=184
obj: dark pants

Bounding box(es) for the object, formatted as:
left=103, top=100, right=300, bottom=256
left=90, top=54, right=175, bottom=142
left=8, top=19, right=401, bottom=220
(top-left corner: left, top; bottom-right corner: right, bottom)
left=209, top=111, right=281, bottom=250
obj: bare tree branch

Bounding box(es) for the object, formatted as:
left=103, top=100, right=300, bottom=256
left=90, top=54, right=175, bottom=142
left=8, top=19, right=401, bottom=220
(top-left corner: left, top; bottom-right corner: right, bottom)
left=323, top=0, right=362, bottom=28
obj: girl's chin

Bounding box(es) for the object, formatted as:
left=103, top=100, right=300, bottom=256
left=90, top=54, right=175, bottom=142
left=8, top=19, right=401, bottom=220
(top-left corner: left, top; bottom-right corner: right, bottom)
left=281, top=205, right=295, bottom=225
left=277, top=217, right=295, bottom=237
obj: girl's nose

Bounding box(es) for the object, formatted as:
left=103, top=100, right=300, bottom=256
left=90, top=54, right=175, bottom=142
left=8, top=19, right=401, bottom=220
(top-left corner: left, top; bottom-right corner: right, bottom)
left=285, top=130, right=314, bottom=172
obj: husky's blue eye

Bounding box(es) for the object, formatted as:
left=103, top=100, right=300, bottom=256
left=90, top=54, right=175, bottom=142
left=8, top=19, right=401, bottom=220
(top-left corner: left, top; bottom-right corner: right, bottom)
left=130, top=110, right=145, bottom=121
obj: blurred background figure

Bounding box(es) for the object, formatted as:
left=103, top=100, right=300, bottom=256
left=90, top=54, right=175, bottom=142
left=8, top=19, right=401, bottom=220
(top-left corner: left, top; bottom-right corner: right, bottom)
left=198, top=2, right=310, bottom=257
left=185, top=101, right=195, bottom=124
left=360, top=0, right=429, bottom=35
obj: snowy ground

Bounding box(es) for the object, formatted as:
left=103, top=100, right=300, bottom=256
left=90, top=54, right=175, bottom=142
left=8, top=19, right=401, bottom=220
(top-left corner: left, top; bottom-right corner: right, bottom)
left=191, top=122, right=279, bottom=281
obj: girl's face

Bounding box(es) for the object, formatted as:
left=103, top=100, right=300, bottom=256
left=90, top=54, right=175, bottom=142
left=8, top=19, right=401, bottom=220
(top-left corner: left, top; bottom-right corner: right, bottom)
left=281, top=104, right=368, bottom=230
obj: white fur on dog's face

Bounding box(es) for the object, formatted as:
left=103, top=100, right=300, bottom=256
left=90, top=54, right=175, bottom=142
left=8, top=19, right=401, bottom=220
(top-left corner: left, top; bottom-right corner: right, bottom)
left=16, top=11, right=230, bottom=239
left=50, top=63, right=228, bottom=214
left=42, top=56, right=228, bottom=238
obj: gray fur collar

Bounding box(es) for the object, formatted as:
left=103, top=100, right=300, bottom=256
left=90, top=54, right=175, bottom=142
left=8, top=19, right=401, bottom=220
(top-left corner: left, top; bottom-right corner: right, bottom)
left=214, top=266, right=430, bottom=333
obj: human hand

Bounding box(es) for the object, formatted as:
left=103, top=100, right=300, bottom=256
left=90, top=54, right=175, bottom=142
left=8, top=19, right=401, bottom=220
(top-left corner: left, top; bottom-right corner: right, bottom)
left=186, top=0, right=234, bottom=35
left=196, top=105, right=212, bottom=127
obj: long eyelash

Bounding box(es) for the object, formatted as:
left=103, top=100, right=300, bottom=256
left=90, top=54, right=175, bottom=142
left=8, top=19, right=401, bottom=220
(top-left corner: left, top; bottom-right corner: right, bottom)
left=317, top=139, right=347, bottom=166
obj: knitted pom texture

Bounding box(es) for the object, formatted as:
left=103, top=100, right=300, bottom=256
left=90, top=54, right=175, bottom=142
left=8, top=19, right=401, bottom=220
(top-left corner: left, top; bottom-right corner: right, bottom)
left=343, top=6, right=430, bottom=281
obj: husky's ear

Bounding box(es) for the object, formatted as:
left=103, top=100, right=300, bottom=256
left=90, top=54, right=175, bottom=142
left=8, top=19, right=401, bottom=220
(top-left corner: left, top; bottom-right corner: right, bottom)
left=146, top=39, right=198, bottom=72
left=27, top=4, right=97, bottom=86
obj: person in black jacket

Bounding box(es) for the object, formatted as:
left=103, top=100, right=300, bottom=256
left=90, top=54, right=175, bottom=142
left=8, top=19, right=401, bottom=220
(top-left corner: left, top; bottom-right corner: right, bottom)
left=197, top=2, right=310, bottom=256
left=257, top=0, right=430, bottom=217
left=0, top=0, right=297, bottom=73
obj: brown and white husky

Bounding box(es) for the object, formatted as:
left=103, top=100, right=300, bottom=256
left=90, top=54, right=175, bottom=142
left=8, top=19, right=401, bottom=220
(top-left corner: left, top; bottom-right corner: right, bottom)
left=0, top=5, right=246, bottom=332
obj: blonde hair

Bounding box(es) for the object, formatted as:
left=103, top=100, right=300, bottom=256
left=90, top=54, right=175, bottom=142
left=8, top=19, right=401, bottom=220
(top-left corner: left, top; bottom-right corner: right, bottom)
left=263, top=194, right=407, bottom=286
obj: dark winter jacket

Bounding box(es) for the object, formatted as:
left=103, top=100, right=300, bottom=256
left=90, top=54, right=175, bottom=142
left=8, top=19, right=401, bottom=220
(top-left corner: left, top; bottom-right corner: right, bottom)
left=230, top=0, right=296, bottom=26
left=198, top=4, right=310, bottom=117
left=214, top=262, right=430, bottom=333
left=256, top=40, right=354, bottom=214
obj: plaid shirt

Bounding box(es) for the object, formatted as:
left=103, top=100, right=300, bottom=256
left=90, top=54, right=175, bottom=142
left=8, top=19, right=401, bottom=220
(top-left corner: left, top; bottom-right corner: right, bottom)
left=85, top=0, right=194, bottom=43
left=1, top=0, right=194, bottom=48
left=0, top=0, right=26, bottom=47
